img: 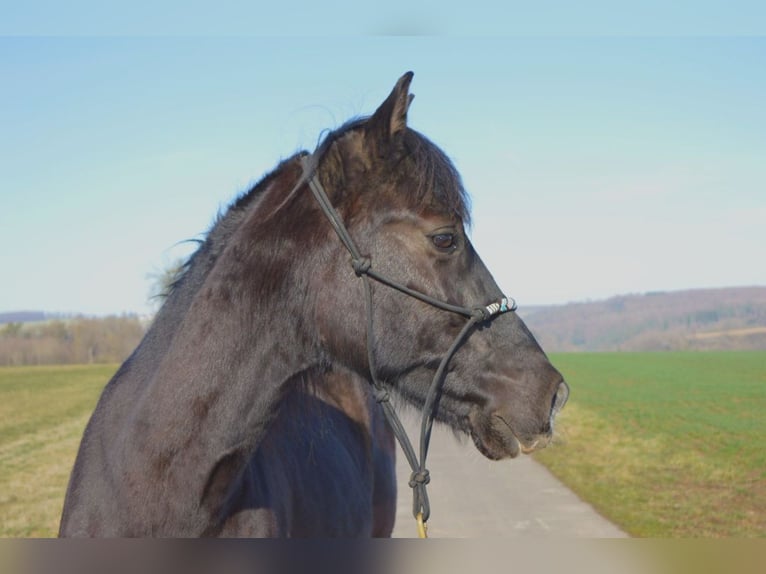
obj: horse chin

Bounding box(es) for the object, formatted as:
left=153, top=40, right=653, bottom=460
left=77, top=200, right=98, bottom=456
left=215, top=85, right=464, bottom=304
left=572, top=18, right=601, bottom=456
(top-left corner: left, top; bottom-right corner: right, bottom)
left=468, top=411, right=546, bottom=461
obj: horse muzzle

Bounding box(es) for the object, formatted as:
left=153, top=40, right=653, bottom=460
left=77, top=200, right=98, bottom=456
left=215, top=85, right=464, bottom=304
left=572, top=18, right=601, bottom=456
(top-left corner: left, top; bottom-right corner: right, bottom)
left=469, top=380, right=570, bottom=460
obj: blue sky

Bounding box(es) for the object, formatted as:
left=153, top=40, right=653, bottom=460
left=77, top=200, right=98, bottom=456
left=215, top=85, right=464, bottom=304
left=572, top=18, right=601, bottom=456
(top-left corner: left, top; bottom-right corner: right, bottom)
left=2, top=1, right=766, bottom=36
left=2, top=36, right=765, bottom=315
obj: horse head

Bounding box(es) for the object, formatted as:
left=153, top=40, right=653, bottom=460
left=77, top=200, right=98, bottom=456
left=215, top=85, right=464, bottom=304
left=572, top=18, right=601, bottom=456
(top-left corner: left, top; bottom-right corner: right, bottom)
left=305, top=72, right=569, bottom=461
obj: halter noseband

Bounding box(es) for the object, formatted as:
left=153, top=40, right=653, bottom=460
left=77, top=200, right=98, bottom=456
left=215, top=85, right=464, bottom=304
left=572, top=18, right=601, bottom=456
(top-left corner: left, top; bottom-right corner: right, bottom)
left=299, top=153, right=516, bottom=536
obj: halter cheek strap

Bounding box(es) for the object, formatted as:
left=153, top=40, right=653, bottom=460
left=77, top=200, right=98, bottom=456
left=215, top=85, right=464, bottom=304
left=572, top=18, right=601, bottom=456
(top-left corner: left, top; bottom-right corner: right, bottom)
left=299, top=154, right=515, bottom=535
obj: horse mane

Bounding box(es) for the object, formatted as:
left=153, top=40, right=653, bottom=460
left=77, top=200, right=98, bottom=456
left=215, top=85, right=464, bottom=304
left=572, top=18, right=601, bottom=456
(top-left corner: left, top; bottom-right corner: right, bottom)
left=163, top=153, right=307, bottom=300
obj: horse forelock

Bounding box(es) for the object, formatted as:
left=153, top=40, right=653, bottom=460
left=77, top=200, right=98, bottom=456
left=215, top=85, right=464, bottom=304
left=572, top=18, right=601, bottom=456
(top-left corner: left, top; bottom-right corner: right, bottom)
left=402, top=129, right=471, bottom=226
left=313, top=117, right=471, bottom=226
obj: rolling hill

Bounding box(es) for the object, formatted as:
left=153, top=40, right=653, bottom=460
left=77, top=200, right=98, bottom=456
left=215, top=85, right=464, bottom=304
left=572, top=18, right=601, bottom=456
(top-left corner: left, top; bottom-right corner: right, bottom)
left=519, top=286, right=766, bottom=352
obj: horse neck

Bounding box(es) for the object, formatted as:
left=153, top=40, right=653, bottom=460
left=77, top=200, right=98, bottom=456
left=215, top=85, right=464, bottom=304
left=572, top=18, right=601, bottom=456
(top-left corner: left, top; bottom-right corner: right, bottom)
left=125, top=157, right=304, bottom=372
left=116, top=163, right=328, bottom=527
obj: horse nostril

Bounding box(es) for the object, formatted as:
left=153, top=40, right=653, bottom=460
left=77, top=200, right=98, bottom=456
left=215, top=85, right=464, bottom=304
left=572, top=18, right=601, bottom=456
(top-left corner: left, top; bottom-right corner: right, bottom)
left=552, top=381, right=570, bottom=413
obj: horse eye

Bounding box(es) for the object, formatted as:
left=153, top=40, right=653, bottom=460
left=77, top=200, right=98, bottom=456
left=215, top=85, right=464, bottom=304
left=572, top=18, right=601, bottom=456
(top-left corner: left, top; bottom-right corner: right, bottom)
left=431, top=233, right=456, bottom=251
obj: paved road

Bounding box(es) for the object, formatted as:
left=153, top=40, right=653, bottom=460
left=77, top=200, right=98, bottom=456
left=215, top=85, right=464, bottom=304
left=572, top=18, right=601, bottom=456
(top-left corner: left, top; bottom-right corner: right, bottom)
left=390, top=414, right=627, bottom=538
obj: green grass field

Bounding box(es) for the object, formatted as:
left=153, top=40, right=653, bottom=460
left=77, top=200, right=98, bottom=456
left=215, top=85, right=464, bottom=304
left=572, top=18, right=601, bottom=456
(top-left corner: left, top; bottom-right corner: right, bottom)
left=1, top=353, right=764, bottom=537
left=0, top=364, right=113, bottom=537
left=536, top=351, right=766, bottom=537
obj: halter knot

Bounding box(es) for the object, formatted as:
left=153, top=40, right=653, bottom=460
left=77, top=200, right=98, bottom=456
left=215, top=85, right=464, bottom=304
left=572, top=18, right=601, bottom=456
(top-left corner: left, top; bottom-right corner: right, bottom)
left=373, top=387, right=390, bottom=403
left=409, top=469, right=431, bottom=488
left=351, top=257, right=371, bottom=276
left=471, top=307, right=491, bottom=321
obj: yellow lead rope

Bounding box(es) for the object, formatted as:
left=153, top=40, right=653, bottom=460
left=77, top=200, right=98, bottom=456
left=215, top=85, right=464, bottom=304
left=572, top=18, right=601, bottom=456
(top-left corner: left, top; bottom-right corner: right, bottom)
left=416, top=512, right=428, bottom=538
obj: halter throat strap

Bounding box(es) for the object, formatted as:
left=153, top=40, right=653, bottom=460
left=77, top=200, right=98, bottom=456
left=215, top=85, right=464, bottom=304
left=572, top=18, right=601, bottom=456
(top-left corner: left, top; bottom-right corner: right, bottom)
left=299, top=153, right=515, bottom=531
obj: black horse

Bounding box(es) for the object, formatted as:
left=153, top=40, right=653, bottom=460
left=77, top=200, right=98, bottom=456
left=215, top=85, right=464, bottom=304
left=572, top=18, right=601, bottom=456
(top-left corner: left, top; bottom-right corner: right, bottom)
left=60, top=72, right=568, bottom=537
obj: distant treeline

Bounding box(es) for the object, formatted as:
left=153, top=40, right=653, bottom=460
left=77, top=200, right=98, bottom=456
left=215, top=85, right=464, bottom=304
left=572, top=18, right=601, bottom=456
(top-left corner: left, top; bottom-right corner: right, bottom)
left=0, top=316, right=146, bottom=366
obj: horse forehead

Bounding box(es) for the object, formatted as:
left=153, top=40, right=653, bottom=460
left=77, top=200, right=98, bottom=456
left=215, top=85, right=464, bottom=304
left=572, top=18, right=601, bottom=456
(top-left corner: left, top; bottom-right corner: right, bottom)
left=406, top=208, right=462, bottom=229
left=355, top=197, right=462, bottom=230
left=353, top=171, right=463, bottom=218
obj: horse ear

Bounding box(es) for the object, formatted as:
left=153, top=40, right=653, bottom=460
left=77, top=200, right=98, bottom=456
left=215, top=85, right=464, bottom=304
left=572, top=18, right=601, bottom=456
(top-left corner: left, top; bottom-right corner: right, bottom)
left=367, top=71, right=415, bottom=142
